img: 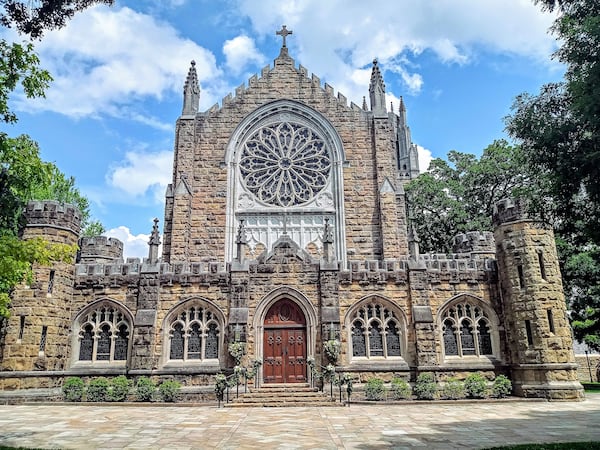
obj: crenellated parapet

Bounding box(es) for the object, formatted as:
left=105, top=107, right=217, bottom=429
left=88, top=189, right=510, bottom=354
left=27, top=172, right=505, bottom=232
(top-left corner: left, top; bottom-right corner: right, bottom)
left=74, top=259, right=229, bottom=289
left=492, top=198, right=529, bottom=226
left=452, top=231, right=496, bottom=255
left=340, top=259, right=409, bottom=286
left=24, top=200, right=81, bottom=237
left=78, top=236, right=124, bottom=264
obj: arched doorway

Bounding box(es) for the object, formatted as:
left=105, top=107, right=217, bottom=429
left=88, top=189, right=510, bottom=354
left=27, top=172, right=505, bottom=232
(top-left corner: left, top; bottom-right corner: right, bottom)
left=263, top=299, right=307, bottom=384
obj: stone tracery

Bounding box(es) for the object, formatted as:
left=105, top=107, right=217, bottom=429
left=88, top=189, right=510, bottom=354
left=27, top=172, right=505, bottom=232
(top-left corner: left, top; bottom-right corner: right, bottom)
left=239, top=122, right=331, bottom=207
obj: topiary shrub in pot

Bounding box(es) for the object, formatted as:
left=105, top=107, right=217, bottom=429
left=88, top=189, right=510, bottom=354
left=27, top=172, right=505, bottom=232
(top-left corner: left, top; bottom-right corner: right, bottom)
left=414, top=372, right=437, bottom=400
left=464, top=373, right=488, bottom=399
left=390, top=377, right=412, bottom=400
left=365, top=378, right=385, bottom=401
left=62, top=376, right=85, bottom=402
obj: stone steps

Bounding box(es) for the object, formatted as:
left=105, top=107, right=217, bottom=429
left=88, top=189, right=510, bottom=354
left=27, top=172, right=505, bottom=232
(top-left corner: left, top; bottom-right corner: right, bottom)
left=225, top=383, right=340, bottom=407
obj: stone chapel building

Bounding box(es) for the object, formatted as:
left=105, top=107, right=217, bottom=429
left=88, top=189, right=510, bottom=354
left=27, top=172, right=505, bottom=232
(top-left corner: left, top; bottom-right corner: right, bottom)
left=0, top=29, right=584, bottom=400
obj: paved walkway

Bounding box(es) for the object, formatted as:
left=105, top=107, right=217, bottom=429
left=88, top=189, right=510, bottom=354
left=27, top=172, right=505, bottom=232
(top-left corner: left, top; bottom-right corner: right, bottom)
left=0, top=394, right=599, bottom=449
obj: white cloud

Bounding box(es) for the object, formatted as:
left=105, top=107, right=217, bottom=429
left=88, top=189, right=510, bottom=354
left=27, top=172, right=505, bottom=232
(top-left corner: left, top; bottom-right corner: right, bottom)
left=105, top=225, right=155, bottom=259
left=107, top=149, right=173, bottom=202
left=223, top=35, right=266, bottom=74
left=238, top=0, right=556, bottom=103
left=417, top=145, right=433, bottom=172
left=16, top=5, right=221, bottom=122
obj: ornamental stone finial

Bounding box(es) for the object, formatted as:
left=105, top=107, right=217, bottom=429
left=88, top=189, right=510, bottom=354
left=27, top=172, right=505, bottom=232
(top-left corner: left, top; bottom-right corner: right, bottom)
left=182, top=60, right=200, bottom=116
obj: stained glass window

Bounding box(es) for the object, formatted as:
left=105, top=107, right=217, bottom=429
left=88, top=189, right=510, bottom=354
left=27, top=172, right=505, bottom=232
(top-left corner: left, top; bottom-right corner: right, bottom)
left=239, top=122, right=331, bottom=207
left=443, top=319, right=459, bottom=356
left=79, top=325, right=94, bottom=361
left=349, top=300, right=404, bottom=359
left=386, top=321, right=402, bottom=357
left=76, top=302, right=130, bottom=364
left=440, top=299, right=497, bottom=358
left=167, top=301, right=221, bottom=362
left=352, top=321, right=366, bottom=357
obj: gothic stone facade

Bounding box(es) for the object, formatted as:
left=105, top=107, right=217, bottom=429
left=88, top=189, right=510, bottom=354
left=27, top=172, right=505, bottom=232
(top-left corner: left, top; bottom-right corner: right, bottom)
left=0, top=44, right=584, bottom=400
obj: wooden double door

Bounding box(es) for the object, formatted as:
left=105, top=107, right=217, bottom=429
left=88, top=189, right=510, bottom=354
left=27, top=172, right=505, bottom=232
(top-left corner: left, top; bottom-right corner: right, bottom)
left=263, top=299, right=307, bottom=384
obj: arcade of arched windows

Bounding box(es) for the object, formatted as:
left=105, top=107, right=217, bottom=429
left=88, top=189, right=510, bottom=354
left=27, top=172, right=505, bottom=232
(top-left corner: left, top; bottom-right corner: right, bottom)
left=73, top=301, right=131, bottom=365
left=439, top=299, right=498, bottom=359
left=165, top=300, right=224, bottom=364
left=347, top=299, right=405, bottom=360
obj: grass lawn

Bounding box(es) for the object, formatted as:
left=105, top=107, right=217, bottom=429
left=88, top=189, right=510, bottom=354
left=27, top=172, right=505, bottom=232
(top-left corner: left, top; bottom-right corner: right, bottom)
left=486, top=443, right=600, bottom=449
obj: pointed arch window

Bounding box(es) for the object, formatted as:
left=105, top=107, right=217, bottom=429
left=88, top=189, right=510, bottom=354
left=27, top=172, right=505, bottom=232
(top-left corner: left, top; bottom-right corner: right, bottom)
left=348, top=300, right=404, bottom=359
left=166, top=301, right=223, bottom=363
left=440, top=300, right=497, bottom=358
left=74, top=302, right=131, bottom=364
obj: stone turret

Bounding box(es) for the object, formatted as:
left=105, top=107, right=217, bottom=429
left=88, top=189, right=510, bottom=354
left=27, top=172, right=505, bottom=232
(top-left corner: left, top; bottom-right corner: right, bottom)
left=1, top=201, right=81, bottom=374
left=78, top=236, right=123, bottom=264
left=493, top=198, right=584, bottom=400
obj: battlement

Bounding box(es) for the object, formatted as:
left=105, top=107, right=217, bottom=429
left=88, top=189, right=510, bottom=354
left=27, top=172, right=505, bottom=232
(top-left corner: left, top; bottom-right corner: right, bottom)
left=452, top=231, right=495, bottom=254
left=493, top=198, right=529, bottom=226
left=24, top=200, right=81, bottom=235
left=419, top=253, right=495, bottom=272
left=78, top=236, right=124, bottom=264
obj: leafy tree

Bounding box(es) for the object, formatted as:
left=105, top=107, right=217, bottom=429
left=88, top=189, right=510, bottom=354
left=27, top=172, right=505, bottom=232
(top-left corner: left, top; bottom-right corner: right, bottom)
left=0, top=235, right=76, bottom=317
left=405, top=140, right=535, bottom=252
left=0, top=133, right=92, bottom=230
left=506, top=0, right=600, bottom=350
left=0, top=40, right=51, bottom=124
left=1, top=0, right=113, bottom=39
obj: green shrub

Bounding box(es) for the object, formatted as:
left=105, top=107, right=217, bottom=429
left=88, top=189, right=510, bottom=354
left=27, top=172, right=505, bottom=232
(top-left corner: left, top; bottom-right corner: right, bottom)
left=110, top=375, right=131, bottom=402
left=87, top=377, right=110, bottom=402
left=135, top=376, right=156, bottom=402
left=492, top=375, right=512, bottom=398
left=364, top=378, right=385, bottom=401
left=62, top=376, right=85, bottom=402
left=158, top=380, right=181, bottom=402
left=464, top=373, right=488, bottom=398
left=414, top=372, right=437, bottom=400
left=390, top=377, right=412, bottom=400
left=441, top=378, right=465, bottom=400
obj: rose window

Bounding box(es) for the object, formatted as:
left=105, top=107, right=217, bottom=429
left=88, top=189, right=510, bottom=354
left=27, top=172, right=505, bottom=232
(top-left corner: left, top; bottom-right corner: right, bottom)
left=239, top=122, right=331, bottom=207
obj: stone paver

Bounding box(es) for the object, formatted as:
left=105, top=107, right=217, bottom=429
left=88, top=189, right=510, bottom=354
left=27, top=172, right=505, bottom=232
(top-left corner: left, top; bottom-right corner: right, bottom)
left=0, top=395, right=599, bottom=449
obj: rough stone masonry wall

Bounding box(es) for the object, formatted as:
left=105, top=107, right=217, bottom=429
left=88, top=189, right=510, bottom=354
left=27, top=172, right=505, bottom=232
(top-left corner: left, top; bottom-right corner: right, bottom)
left=1, top=202, right=80, bottom=388
left=493, top=198, right=583, bottom=400
left=165, top=54, right=398, bottom=263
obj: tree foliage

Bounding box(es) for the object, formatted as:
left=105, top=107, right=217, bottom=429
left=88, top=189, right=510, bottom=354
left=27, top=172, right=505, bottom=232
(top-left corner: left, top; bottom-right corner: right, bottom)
left=506, top=0, right=600, bottom=350
left=0, top=40, right=51, bottom=123
left=0, top=133, right=91, bottom=231
left=0, top=235, right=76, bottom=317
left=405, top=140, right=534, bottom=253
left=1, top=0, right=113, bottom=39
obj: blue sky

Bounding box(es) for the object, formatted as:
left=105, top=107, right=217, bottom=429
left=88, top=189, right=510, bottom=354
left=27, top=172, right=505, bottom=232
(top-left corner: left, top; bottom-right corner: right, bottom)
left=2, top=0, right=562, bottom=258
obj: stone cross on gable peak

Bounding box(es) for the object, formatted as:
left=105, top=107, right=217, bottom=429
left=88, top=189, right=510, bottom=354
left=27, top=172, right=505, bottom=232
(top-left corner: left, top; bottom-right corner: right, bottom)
left=276, top=25, right=293, bottom=48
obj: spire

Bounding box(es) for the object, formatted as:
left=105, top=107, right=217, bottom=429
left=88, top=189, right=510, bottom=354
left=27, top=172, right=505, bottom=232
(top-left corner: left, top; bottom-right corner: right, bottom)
left=362, top=96, right=368, bottom=111
left=369, top=58, right=387, bottom=117
left=182, top=60, right=200, bottom=116
left=148, top=218, right=161, bottom=263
